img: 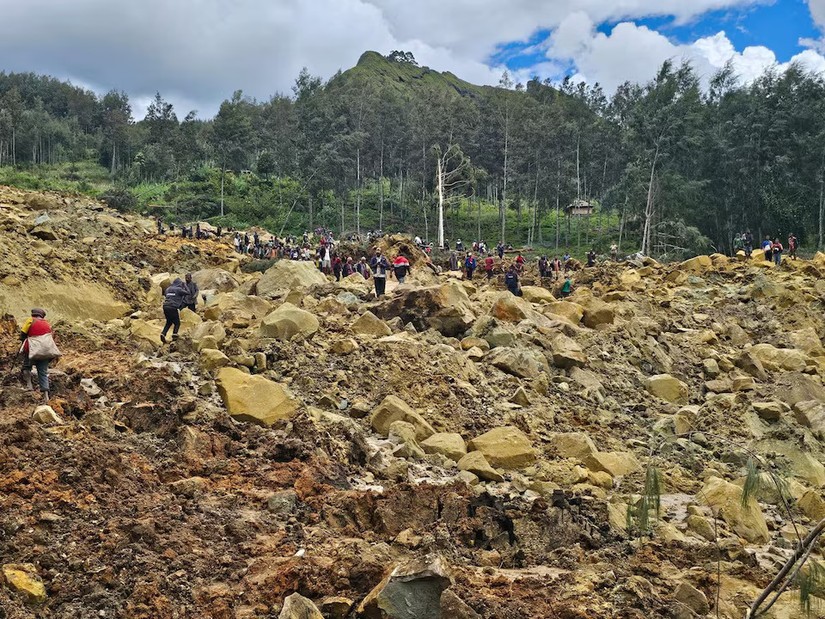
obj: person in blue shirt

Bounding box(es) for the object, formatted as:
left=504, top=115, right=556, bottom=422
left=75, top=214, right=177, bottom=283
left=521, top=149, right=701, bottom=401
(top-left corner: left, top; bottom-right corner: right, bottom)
left=464, top=253, right=477, bottom=280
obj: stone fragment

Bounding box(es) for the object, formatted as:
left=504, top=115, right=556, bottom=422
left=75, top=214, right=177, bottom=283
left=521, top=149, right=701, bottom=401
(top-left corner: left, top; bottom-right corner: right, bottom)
left=319, top=597, right=353, bottom=619
left=487, top=347, right=548, bottom=378
left=2, top=563, right=46, bottom=604
left=547, top=333, right=587, bottom=368
left=793, top=400, right=825, bottom=438
left=32, top=405, right=62, bottom=425
left=550, top=432, right=598, bottom=460
left=646, top=374, right=689, bottom=405
left=798, top=490, right=825, bottom=521
left=698, top=476, right=769, bottom=543
left=440, top=590, right=481, bottom=619
left=330, top=338, right=359, bottom=355
left=509, top=386, right=531, bottom=406
left=520, top=286, right=555, bottom=304
left=673, top=582, right=710, bottom=616
left=357, top=555, right=452, bottom=619
left=467, top=426, right=536, bottom=469
left=582, top=300, right=614, bottom=328
left=544, top=301, right=584, bottom=324
left=352, top=311, right=392, bottom=337
left=370, top=395, right=435, bottom=441
left=753, top=401, right=783, bottom=422
left=278, top=592, right=323, bottom=619
left=583, top=451, right=640, bottom=477
left=199, top=348, right=230, bottom=372
left=736, top=350, right=768, bottom=381
left=389, top=420, right=426, bottom=459
left=267, top=490, right=298, bottom=515
left=420, top=433, right=467, bottom=462
left=192, top=268, right=239, bottom=293
left=216, top=367, right=299, bottom=426
left=457, top=451, right=504, bottom=482
left=259, top=302, right=319, bottom=340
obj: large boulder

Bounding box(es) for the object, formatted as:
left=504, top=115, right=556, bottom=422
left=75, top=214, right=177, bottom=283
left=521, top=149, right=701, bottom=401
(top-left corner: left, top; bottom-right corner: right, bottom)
left=259, top=302, right=319, bottom=340
left=257, top=261, right=327, bottom=297
left=777, top=373, right=825, bottom=407
left=352, top=311, right=392, bottom=337
left=679, top=255, right=713, bottom=273
left=376, top=281, right=476, bottom=337
left=357, top=555, right=452, bottom=619
left=203, top=292, right=272, bottom=322
left=646, top=374, right=689, bottom=405
left=370, top=395, right=435, bottom=441
left=544, top=301, right=584, bottom=324
left=457, top=451, right=504, bottom=482
left=698, top=476, right=769, bottom=543
left=582, top=300, right=614, bottom=329
left=191, top=268, right=239, bottom=293
left=467, top=426, right=536, bottom=469
left=216, top=367, right=299, bottom=426
left=749, top=343, right=809, bottom=372
left=189, top=321, right=227, bottom=350
left=547, top=333, right=587, bottom=368
left=490, top=293, right=534, bottom=322
left=793, top=400, right=825, bottom=438
left=583, top=451, right=640, bottom=477
left=486, top=347, right=549, bottom=379
left=550, top=432, right=598, bottom=460
left=420, top=433, right=467, bottom=462
left=520, top=286, right=555, bottom=304
left=278, top=593, right=323, bottom=619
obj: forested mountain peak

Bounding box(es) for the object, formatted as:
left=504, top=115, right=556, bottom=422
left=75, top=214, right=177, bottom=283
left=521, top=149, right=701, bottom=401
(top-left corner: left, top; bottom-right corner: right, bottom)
left=334, top=50, right=485, bottom=97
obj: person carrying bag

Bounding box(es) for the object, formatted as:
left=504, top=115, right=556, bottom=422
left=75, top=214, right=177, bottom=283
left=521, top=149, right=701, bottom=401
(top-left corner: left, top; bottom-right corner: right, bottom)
left=20, top=308, right=60, bottom=402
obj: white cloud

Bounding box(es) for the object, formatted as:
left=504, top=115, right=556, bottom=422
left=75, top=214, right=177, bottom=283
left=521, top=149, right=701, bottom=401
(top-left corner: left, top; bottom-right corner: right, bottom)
left=808, top=0, right=825, bottom=29
left=0, top=0, right=808, bottom=116
left=545, top=12, right=825, bottom=92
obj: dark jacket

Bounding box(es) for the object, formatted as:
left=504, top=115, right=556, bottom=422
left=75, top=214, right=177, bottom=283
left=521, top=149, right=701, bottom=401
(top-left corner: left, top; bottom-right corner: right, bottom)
left=183, top=280, right=199, bottom=307
left=163, top=279, right=189, bottom=310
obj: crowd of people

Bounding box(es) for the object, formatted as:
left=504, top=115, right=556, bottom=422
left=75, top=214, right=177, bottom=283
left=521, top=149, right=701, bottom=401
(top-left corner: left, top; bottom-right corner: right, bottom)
left=733, top=231, right=798, bottom=265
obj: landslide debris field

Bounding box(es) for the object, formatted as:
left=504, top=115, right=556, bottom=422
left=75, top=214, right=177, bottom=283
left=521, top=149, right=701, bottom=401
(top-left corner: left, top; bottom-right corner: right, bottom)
left=3, top=186, right=825, bottom=619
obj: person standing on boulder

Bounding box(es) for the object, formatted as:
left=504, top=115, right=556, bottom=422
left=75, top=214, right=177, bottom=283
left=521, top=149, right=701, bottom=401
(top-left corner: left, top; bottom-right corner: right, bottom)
left=370, top=249, right=390, bottom=297
left=772, top=238, right=784, bottom=266
left=743, top=230, right=753, bottom=258
left=182, top=273, right=199, bottom=312
left=161, top=278, right=188, bottom=343
left=788, top=233, right=798, bottom=260
left=504, top=265, right=522, bottom=297
left=484, top=253, right=495, bottom=279
left=449, top=252, right=459, bottom=271
left=392, top=255, right=411, bottom=284
left=19, top=308, right=59, bottom=402
left=497, top=241, right=505, bottom=260
left=464, top=253, right=477, bottom=280
left=356, top=256, right=371, bottom=279
left=587, top=249, right=596, bottom=267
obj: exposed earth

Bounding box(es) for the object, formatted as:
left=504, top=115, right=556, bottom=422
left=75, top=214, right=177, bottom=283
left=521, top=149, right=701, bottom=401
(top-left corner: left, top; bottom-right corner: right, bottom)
left=2, top=186, right=825, bottom=618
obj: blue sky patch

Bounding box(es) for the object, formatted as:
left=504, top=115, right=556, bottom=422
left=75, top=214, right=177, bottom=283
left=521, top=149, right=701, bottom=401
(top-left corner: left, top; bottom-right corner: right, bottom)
left=491, top=0, right=821, bottom=75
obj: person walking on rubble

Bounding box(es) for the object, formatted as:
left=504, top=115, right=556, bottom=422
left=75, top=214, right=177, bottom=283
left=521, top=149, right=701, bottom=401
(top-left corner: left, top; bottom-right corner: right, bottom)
left=182, top=273, right=199, bottom=312
left=370, top=249, right=390, bottom=297
left=19, top=308, right=60, bottom=402
left=161, top=278, right=188, bottom=343
left=504, top=265, right=522, bottom=297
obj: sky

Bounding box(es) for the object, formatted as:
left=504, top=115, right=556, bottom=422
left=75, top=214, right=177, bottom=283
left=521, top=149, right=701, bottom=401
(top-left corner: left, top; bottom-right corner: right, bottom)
left=1, top=0, right=824, bottom=117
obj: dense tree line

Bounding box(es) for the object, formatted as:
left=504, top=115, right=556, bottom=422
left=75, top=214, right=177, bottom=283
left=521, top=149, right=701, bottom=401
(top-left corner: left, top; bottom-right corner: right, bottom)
left=2, top=51, right=825, bottom=256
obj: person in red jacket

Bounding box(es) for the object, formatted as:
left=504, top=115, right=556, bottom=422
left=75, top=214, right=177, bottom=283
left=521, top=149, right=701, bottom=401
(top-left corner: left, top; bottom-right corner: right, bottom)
left=19, top=308, right=56, bottom=401
left=484, top=254, right=495, bottom=279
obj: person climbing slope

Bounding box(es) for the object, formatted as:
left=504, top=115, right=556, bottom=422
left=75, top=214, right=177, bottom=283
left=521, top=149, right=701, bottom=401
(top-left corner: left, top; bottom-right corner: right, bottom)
left=19, top=308, right=60, bottom=402
left=161, top=278, right=188, bottom=343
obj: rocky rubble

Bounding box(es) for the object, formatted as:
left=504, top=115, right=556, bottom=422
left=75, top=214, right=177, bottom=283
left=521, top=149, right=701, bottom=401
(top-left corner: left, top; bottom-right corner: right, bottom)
left=1, top=186, right=825, bottom=617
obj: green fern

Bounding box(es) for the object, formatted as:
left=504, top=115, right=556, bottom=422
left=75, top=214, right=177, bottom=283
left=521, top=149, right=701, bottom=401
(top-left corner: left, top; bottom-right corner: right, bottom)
left=627, top=466, right=662, bottom=536
left=742, top=457, right=762, bottom=507
left=800, top=560, right=825, bottom=615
